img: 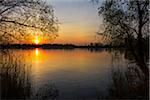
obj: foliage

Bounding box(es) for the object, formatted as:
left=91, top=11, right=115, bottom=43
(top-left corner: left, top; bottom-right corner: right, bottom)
left=98, top=0, right=149, bottom=45
left=0, top=0, right=58, bottom=44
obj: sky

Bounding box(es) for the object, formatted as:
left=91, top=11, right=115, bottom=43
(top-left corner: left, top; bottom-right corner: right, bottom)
left=45, top=0, right=103, bottom=45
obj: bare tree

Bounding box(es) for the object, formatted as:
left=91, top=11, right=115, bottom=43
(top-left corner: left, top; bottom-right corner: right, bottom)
left=98, top=0, right=149, bottom=78
left=0, top=0, right=58, bottom=44
left=98, top=0, right=149, bottom=45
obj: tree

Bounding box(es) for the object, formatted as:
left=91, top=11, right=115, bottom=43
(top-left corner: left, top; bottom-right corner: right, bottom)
left=98, top=0, right=149, bottom=45
left=98, top=0, right=149, bottom=77
left=0, top=0, right=58, bottom=44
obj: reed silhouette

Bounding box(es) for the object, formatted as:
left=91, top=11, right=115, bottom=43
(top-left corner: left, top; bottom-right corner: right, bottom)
left=0, top=49, right=59, bottom=99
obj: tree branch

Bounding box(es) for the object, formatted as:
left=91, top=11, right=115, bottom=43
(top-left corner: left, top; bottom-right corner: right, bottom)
left=0, top=19, right=39, bottom=29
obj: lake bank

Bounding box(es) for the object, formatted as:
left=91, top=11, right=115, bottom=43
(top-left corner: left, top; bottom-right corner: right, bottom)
left=0, top=44, right=125, bottom=49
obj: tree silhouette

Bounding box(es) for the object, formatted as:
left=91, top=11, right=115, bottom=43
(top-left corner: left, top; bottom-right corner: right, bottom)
left=0, top=0, right=58, bottom=44
left=98, top=0, right=149, bottom=45
left=98, top=0, right=149, bottom=77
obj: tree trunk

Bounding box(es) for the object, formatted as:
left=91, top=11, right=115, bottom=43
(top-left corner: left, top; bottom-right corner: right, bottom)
left=136, top=0, right=149, bottom=78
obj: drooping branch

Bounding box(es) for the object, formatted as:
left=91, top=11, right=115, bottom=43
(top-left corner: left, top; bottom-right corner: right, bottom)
left=0, top=19, right=39, bottom=28
left=0, top=0, right=59, bottom=44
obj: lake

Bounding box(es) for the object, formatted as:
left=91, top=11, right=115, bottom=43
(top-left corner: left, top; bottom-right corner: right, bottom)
left=0, top=48, right=148, bottom=99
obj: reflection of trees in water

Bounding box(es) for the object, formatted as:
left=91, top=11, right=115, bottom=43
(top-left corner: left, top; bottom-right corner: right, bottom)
left=0, top=49, right=32, bottom=99
left=0, top=49, right=59, bottom=99
left=87, top=48, right=105, bottom=52
left=108, top=50, right=148, bottom=99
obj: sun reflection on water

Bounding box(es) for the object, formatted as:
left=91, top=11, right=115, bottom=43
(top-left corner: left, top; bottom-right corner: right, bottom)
left=34, top=48, right=40, bottom=64
left=35, top=48, right=39, bottom=56
left=33, top=48, right=48, bottom=64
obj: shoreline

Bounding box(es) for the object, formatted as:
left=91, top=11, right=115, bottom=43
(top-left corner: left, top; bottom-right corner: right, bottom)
left=0, top=44, right=125, bottom=49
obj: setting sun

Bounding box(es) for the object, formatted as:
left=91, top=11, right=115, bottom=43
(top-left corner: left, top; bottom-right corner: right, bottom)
left=34, top=36, right=40, bottom=45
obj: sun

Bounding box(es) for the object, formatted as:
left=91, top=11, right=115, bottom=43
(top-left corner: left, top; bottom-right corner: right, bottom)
left=34, top=36, right=40, bottom=45
left=34, top=39, right=39, bottom=45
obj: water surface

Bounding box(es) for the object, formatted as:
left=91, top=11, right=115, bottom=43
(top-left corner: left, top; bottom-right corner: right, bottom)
left=0, top=48, right=148, bottom=99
